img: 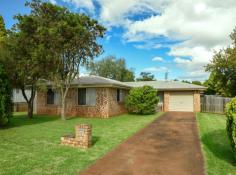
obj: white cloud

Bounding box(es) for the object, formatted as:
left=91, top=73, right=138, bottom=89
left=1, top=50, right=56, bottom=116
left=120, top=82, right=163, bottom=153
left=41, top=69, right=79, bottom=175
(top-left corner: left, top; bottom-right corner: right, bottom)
left=152, top=56, right=163, bottom=61
left=97, top=0, right=166, bottom=26
left=62, top=0, right=94, bottom=11
left=61, top=0, right=236, bottom=80
left=179, top=70, right=209, bottom=80
left=49, top=0, right=57, bottom=4
left=142, top=66, right=168, bottom=73
left=174, top=57, right=190, bottom=64
left=124, top=1, right=236, bottom=48
left=134, top=43, right=162, bottom=50
left=118, top=0, right=236, bottom=80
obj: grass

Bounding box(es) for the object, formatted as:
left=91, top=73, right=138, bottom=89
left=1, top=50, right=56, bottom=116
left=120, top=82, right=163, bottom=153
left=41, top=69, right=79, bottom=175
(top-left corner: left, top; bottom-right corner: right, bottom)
left=197, top=113, right=236, bottom=175
left=0, top=112, right=163, bottom=175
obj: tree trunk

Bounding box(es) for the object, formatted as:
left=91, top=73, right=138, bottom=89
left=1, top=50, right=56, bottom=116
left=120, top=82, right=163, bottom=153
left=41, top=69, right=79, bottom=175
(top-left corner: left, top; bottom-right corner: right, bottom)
left=21, top=85, right=36, bottom=119
left=60, top=86, right=70, bottom=120
left=61, top=96, right=66, bottom=120
left=27, top=100, right=34, bottom=119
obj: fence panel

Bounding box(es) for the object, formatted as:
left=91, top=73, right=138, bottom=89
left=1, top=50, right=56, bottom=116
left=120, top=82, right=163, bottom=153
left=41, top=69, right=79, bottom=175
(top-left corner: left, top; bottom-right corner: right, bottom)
left=201, top=95, right=232, bottom=114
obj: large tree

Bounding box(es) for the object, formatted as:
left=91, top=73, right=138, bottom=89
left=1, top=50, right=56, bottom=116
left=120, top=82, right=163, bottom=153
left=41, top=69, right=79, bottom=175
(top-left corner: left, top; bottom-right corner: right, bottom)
left=206, top=27, right=236, bottom=97
left=23, top=1, right=105, bottom=120
left=1, top=16, right=50, bottom=118
left=89, top=56, right=135, bottom=82
left=1, top=1, right=105, bottom=119
left=0, top=15, right=7, bottom=41
left=0, top=16, right=12, bottom=126
left=136, top=72, right=155, bottom=81
left=203, top=75, right=217, bottom=95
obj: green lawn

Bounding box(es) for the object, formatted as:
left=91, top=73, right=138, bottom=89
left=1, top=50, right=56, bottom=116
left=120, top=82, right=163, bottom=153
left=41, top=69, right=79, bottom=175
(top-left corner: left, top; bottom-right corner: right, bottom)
left=0, top=112, right=163, bottom=175
left=197, top=113, right=236, bottom=175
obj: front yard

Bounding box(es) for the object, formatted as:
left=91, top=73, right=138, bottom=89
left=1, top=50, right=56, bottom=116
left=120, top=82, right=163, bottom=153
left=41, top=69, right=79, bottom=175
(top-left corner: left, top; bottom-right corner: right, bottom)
left=197, top=113, right=236, bottom=175
left=0, top=112, right=162, bottom=175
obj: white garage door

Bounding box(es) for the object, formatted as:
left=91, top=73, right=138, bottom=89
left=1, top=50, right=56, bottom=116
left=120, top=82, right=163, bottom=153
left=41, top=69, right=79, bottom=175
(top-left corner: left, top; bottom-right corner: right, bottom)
left=169, top=92, right=194, bottom=112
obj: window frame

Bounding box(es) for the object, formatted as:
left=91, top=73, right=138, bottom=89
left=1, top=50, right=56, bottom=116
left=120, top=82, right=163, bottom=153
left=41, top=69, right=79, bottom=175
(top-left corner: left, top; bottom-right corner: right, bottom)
left=117, top=89, right=124, bottom=103
left=78, top=88, right=87, bottom=105
left=77, top=88, right=96, bottom=106
left=46, top=88, right=55, bottom=105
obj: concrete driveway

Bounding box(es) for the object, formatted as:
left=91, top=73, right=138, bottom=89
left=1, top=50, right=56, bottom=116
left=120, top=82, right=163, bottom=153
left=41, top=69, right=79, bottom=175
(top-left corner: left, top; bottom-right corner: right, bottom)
left=80, top=112, right=205, bottom=175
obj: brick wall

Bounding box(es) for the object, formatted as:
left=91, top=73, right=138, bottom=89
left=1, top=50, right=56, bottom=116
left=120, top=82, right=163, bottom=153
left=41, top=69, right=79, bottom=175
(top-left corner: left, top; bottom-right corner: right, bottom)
left=163, top=91, right=170, bottom=112
left=107, top=88, right=128, bottom=116
left=61, top=124, right=92, bottom=148
left=193, top=91, right=201, bottom=112
left=36, top=87, right=128, bottom=118
left=13, top=102, right=28, bottom=112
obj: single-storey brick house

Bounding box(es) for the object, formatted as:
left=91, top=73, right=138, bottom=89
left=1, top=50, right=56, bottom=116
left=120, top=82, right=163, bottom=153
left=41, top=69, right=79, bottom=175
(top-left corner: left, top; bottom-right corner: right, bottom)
left=36, top=75, right=206, bottom=118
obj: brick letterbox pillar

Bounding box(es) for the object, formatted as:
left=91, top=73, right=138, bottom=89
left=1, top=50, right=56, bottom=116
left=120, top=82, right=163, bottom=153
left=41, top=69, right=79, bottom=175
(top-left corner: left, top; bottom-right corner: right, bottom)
left=61, top=124, right=92, bottom=149
left=75, top=124, right=92, bottom=148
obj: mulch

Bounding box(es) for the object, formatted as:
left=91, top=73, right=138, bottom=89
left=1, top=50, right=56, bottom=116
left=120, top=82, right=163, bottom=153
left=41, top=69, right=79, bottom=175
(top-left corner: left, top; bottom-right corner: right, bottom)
left=79, top=112, right=205, bottom=175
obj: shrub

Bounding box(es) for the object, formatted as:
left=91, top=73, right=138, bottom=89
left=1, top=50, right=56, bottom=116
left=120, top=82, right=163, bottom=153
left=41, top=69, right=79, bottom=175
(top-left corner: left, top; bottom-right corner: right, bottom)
left=0, top=64, right=12, bottom=126
left=125, top=85, right=159, bottom=115
left=225, top=97, right=236, bottom=159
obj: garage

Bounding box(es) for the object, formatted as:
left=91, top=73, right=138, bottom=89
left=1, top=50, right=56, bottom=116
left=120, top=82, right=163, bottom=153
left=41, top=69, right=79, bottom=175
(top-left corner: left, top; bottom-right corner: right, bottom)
left=169, top=92, right=194, bottom=112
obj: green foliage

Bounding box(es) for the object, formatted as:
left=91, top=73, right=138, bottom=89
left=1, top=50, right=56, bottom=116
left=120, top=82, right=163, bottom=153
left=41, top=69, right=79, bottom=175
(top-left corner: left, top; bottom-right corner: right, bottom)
left=182, top=80, right=191, bottom=84
left=206, top=27, right=236, bottom=97
left=203, top=75, right=216, bottom=95
left=225, top=97, right=236, bottom=159
left=197, top=113, right=236, bottom=174
left=0, top=64, right=12, bottom=126
left=0, top=0, right=105, bottom=119
left=0, top=15, right=7, bottom=40
left=125, top=85, right=159, bottom=114
left=192, top=81, right=202, bottom=85
left=89, top=56, right=135, bottom=81
left=136, top=72, right=155, bottom=81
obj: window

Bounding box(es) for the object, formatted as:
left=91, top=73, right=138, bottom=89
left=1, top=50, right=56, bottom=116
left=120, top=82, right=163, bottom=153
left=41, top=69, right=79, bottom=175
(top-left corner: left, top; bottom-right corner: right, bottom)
left=78, top=88, right=96, bottom=106
left=86, top=88, right=96, bottom=106
left=47, top=89, right=55, bottom=105
left=78, top=88, right=86, bottom=105
left=117, top=89, right=124, bottom=102
left=158, top=92, right=164, bottom=104
left=117, top=89, right=120, bottom=102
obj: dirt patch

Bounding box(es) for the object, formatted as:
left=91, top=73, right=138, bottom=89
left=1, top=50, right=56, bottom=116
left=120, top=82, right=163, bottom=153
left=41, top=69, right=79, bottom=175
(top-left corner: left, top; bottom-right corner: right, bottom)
left=80, top=112, right=205, bottom=175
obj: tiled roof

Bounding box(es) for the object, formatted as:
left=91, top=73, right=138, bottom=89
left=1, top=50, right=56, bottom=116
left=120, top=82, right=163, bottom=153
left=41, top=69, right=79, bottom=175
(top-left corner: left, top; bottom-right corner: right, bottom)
left=49, top=75, right=206, bottom=90
left=71, top=75, right=130, bottom=88
left=124, top=81, right=206, bottom=90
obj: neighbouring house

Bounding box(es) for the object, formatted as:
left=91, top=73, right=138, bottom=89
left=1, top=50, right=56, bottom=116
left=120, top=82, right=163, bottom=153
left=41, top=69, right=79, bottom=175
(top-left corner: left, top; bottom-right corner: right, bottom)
left=36, top=75, right=206, bottom=118
left=13, top=89, right=31, bottom=112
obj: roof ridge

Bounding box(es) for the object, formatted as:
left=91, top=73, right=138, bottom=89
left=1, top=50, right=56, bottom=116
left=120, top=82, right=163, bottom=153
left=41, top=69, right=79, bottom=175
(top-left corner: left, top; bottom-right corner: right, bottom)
left=81, top=75, right=128, bottom=84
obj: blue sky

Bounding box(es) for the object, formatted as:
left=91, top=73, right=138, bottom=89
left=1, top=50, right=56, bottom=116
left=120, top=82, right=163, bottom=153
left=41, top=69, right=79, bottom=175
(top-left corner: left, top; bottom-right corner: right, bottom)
left=1, top=0, right=235, bottom=81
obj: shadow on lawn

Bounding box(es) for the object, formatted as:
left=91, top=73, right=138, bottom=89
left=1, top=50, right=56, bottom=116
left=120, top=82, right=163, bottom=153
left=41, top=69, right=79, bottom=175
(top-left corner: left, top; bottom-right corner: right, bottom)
left=92, top=136, right=100, bottom=146
left=201, top=129, right=236, bottom=166
left=1, top=114, right=59, bottom=129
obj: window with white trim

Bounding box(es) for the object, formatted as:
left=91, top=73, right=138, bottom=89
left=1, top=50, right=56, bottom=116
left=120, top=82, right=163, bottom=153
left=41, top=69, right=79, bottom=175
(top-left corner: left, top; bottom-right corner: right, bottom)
left=117, top=89, right=124, bottom=102
left=47, top=89, right=54, bottom=104
left=47, top=89, right=60, bottom=105
left=78, top=88, right=96, bottom=106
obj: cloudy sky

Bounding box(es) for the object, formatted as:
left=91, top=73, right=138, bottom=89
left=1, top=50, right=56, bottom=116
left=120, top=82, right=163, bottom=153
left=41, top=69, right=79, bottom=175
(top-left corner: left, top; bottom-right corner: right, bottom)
left=1, top=0, right=236, bottom=80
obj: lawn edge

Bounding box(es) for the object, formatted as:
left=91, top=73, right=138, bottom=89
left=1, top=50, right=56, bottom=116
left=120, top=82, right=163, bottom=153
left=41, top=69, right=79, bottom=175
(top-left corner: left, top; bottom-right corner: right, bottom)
left=196, top=112, right=208, bottom=175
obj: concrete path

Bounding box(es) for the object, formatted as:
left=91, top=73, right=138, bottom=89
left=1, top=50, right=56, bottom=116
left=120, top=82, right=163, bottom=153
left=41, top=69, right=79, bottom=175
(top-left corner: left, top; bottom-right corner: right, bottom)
left=80, top=112, right=205, bottom=175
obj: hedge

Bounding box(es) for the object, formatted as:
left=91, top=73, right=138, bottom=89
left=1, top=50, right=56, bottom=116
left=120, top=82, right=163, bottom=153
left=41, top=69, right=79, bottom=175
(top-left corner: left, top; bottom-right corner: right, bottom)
left=225, top=97, right=236, bottom=159
left=0, top=64, right=12, bottom=126
left=125, top=85, right=159, bottom=115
